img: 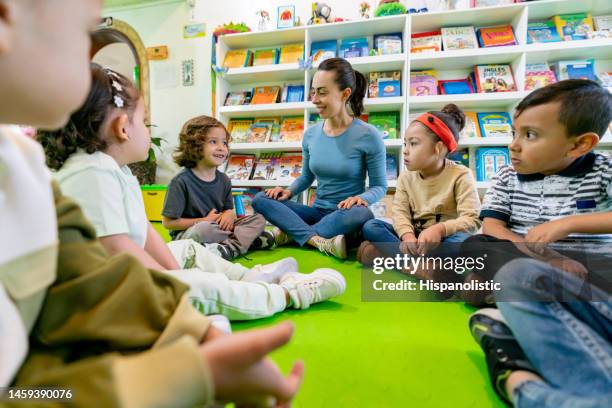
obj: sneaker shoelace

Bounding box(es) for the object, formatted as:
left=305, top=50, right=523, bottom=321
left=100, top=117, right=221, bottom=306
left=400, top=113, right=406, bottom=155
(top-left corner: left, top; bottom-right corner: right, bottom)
left=316, top=238, right=336, bottom=256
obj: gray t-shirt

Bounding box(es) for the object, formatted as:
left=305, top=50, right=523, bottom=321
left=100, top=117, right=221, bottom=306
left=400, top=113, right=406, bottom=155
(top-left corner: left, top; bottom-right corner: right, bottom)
left=162, top=168, right=233, bottom=238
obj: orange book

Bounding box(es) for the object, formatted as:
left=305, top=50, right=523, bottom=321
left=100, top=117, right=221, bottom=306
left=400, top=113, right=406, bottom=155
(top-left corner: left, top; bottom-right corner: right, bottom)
left=250, top=86, right=281, bottom=104
left=279, top=116, right=304, bottom=142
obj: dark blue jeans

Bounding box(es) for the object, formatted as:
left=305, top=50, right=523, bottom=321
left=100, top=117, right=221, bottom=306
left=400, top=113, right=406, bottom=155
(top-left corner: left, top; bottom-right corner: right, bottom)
left=252, top=192, right=374, bottom=246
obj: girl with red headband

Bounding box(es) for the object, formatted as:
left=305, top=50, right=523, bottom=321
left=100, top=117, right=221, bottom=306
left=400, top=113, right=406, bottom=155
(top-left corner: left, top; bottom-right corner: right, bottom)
left=359, top=104, right=482, bottom=271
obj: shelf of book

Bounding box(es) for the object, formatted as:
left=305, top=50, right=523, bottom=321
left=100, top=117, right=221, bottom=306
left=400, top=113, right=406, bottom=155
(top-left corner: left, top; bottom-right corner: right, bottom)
left=524, top=38, right=612, bottom=63
left=526, top=0, right=612, bottom=21
left=223, top=63, right=304, bottom=85
left=410, top=45, right=524, bottom=71
left=228, top=139, right=404, bottom=153
left=307, top=14, right=407, bottom=42
left=219, top=102, right=307, bottom=118
left=408, top=91, right=527, bottom=111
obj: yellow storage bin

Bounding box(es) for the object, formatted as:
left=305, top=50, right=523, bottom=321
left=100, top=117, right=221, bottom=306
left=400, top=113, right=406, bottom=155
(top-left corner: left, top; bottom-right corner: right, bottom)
left=141, top=185, right=167, bottom=222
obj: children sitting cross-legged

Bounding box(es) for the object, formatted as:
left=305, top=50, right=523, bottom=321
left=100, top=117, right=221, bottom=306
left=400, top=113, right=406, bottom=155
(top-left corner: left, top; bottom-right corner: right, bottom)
left=38, top=63, right=346, bottom=321
left=162, top=116, right=274, bottom=261
left=358, top=104, right=481, bottom=278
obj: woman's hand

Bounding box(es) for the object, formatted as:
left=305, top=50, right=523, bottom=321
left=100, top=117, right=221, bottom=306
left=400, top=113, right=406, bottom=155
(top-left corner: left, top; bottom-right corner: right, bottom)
left=337, top=196, right=368, bottom=210
left=266, top=187, right=292, bottom=201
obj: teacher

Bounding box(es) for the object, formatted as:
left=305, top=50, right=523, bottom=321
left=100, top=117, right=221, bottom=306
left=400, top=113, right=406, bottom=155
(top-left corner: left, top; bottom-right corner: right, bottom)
left=253, top=58, right=387, bottom=259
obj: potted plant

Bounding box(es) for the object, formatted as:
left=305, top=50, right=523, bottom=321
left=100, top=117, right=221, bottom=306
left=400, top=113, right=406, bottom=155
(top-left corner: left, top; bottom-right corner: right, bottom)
left=130, top=136, right=164, bottom=185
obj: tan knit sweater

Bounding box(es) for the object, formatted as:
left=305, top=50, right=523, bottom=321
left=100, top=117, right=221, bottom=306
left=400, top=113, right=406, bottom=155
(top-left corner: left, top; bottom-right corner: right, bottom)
left=392, top=160, right=482, bottom=238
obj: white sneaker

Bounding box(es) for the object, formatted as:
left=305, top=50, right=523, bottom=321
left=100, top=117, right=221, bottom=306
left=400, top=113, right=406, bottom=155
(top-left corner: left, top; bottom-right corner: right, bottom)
left=208, top=314, right=232, bottom=334
left=280, top=268, right=346, bottom=309
left=242, top=257, right=299, bottom=284
left=311, top=235, right=347, bottom=259
left=271, top=227, right=293, bottom=246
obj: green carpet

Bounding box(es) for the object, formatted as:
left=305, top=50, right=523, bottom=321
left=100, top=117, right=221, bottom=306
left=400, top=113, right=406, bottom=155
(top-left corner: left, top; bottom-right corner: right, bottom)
left=152, top=223, right=503, bottom=407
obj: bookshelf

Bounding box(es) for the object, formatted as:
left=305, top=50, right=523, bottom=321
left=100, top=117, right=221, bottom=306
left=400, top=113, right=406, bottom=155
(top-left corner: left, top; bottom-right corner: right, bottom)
left=215, top=0, right=612, bottom=196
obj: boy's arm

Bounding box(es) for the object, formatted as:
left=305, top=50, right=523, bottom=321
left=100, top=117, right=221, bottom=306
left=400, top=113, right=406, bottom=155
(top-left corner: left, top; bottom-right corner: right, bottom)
left=482, top=218, right=523, bottom=242
left=162, top=211, right=219, bottom=231
left=145, top=222, right=181, bottom=270
left=525, top=212, right=612, bottom=243
left=100, top=233, right=166, bottom=270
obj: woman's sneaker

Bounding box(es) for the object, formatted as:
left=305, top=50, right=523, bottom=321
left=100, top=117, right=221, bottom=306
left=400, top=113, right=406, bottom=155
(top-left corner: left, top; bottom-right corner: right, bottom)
left=310, top=235, right=347, bottom=259
left=469, top=308, right=537, bottom=404
left=280, top=268, right=346, bottom=309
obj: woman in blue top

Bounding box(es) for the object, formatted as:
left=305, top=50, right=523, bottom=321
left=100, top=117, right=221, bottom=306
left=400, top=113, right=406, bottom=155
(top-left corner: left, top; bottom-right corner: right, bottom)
left=253, top=58, right=387, bottom=259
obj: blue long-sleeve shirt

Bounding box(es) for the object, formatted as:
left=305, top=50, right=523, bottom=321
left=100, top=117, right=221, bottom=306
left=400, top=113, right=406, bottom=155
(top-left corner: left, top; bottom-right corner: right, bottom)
left=289, top=119, right=387, bottom=210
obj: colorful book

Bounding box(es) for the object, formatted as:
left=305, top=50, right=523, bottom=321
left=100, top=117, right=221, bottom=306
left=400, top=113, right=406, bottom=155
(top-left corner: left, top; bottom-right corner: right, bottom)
left=385, top=153, right=398, bottom=181
left=552, top=13, right=594, bottom=41
left=252, top=153, right=282, bottom=181
left=307, top=188, right=317, bottom=207
left=476, top=25, right=517, bottom=47
left=310, top=40, right=337, bottom=63
left=477, top=112, right=513, bottom=138
left=525, top=63, right=557, bottom=91
left=369, top=71, right=401, bottom=98
left=252, top=48, right=279, bottom=66
left=279, top=43, right=304, bottom=64
left=276, top=153, right=303, bottom=182
left=222, top=49, right=252, bottom=68
left=476, top=147, right=510, bottom=182
left=474, top=64, right=516, bottom=93
left=594, top=15, right=612, bottom=32
left=224, top=154, right=255, bottom=181
left=527, top=21, right=562, bottom=44
left=438, top=79, right=473, bottom=95
left=246, top=123, right=272, bottom=143
left=369, top=112, right=399, bottom=140
left=461, top=112, right=482, bottom=139
left=441, top=26, right=478, bottom=50
left=250, top=86, right=281, bottom=104
left=410, top=70, right=438, bottom=96
left=237, top=188, right=261, bottom=216
left=279, top=116, right=304, bottom=142
left=448, top=149, right=470, bottom=167
left=224, top=91, right=252, bottom=106
left=227, top=119, right=253, bottom=143
left=308, top=113, right=322, bottom=127
left=552, top=59, right=597, bottom=81
left=339, top=37, right=369, bottom=58
left=411, top=31, right=442, bottom=53
left=282, top=84, right=305, bottom=103
left=373, top=32, right=403, bottom=55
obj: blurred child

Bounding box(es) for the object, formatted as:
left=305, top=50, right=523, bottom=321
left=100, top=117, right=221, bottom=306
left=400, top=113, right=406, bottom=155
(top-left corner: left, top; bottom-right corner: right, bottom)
left=162, top=115, right=273, bottom=260
left=1, top=1, right=304, bottom=404
left=359, top=104, right=481, bottom=269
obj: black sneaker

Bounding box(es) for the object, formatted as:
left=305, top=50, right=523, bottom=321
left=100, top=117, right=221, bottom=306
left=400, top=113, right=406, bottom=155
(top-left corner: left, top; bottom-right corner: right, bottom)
left=217, top=244, right=238, bottom=260
left=250, top=230, right=277, bottom=250
left=469, top=308, right=537, bottom=404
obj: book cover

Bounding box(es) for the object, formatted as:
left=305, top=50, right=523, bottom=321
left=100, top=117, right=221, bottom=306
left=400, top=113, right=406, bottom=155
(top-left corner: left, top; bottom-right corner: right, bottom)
left=246, top=123, right=272, bottom=143
left=527, top=21, right=562, bottom=43
left=307, top=188, right=317, bottom=207
left=448, top=149, right=470, bottom=167
left=222, top=49, right=252, bottom=68
left=276, top=153, right=303, bottom=182
left=441, top=26, right=478, bottom=50
left=477, top=112, right=513, bottom=138
left=224, top=154, right=255, bottom=181
left=411, top=31, right=442, bottom=53
left=461, top=112, right=482, bottom=139
left=525, top=63, right=557, bottom=91
left=252, top=153, right=282, bottom=181
left=385, top=153, right=398, bottom=181
left=252, top=48, right=279, bottom=66
left=237, top=188, right=261, bottom=216
left=373, top=32, right=403, bottom=55
left=250, top=86, right=281, bottom=104
left=552, top=13, right=594, bottom=41
left=309, top=113, right=322, bottom=127
left=224, top=91, right=252, bottom=106
left=279, top=43, right=304, bottom=64
left=340, top=37, right=369, bottom=58
left=310, top=40, right=337, bottom=63
left=410, top=70, right=438, bottom=96
left=378, top=80, right=401, bottom=97
left=474, top=64, right=516, bottom=93
left=279, top=116, right=305, bottom=142
left=552, top=59, right=596, bottom=81
left=228, top=119, right=254, bottom=143
left=476, top=147, right=510, bottom=182
left=594, top=15, right=612, bottom=31
left=282, top=84, right=305, bottom=103
left=369, top=71, right=401, bottom=98
left=439, top=79, right=473, bottom=95
left=476, top=25, right=517, bottom=47
left=369, top=112, right=399, bottom=139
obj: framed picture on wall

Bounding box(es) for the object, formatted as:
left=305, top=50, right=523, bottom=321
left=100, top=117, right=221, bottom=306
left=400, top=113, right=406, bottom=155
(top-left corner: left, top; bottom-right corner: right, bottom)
left=182, top=59, right=194, bottom=86
left=277, top=5, right=295, bottom=29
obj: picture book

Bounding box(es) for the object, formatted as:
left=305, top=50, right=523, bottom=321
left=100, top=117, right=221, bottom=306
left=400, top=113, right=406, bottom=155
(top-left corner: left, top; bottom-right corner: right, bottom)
left=373, top=32, right=403, bottom=55
left=228, top=119, right=253, bottom=143
left=252, top=153, right=282, bottom=181
left=276, top=153, right=303, bottom=182
left=369, top=71, right=401, bottom=98
left=224, top=91, right=252, bottom=106
left=282, top=84, right=305, bottom=103
left=527, top=21, right=561, bottom=43
left=460, top=112, right=482, bottom=139
left=225, top=154, right=255, bottom=181
left=309, top=113, right=322, bottom=127
left=594, top=15, right=612, bottom=32
left=340, top=37, right=369, bottom=58
left=255, top=117, right=281, bottom=142
left=250, top=86, right=281, bottom=104
left=307, top=188, right=317, bottom=207
left=369, top=112, right=399, bottom=139
left=279, top=116, right=305, bottom=142
left=252, top=48, right=279, bottom=66
left=552, top=59, right=596, bottom=81
left=222, top=49, right=252, bottom=68
left=410, top=70, right=438, bottom=96
left=310, top=40, right=337, bottom=63
left=474, top=64, right=516, bottom=93
left=476, top=147, right=510, bottom=182
left=278, top=43, right=304, bottom=64
left=476, top=25, right=517, bottom=47
left=236, top=188, right=261, bottom=216
left=441, top=26, right=478, bottom=50
left=439, top=79, right=473, bottom=95
left=246, top=123, right=272, bottom=143
left=525, top=63, right=557, bottom=91
left=552, top=13, right=594, bottom=41
left=477, top=112, right=513, bottom=138
left=448, top=149, right=470, bottom=168
left=411, top=31, right=442, bottom=53
left=385, top=153, right=398, bottom=181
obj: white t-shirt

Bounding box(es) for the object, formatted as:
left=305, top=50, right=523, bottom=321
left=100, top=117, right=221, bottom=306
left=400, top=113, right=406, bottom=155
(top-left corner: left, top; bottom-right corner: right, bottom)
left=55, top=151, right=148, bottom=248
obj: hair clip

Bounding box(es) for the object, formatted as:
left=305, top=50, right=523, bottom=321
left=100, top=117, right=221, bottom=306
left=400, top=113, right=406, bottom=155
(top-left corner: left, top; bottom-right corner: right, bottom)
left=113, top=95, right=124, bottom=108
left=112, top=81, right=123, bottom=92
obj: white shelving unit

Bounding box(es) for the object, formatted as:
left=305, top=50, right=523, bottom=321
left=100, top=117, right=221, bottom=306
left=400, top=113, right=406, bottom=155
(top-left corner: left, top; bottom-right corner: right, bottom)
left=215, top=0, right=612, bottom=195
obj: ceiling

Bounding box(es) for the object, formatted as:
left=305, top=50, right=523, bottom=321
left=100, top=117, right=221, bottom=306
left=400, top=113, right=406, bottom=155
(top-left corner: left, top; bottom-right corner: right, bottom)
left=104, top=0, right=170, bottom=9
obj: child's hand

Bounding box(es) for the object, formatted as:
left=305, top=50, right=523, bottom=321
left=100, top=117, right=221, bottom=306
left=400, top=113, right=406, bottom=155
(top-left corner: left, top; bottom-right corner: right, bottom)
left=266, top=187, right=292, bottom=201
left=337, top=196, right=368, bottom=210
left=204, top=209, right=221, bottom=222
left=399, top=233, right=418, bottom=256
left=525, top=219, right=571, bottom=253
left=201, top=322, right=304, bottom=406
left=416, top=224, right=445, bottom=256
left=218, top=211, right=235, bottom=231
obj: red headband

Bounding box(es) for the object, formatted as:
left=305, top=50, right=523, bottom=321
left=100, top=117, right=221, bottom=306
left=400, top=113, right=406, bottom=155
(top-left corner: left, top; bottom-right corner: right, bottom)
left=415, top=113, right=457, bottom=153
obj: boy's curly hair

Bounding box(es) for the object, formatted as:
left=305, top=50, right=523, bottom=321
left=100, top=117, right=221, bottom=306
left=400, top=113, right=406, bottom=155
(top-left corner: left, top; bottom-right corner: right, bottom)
left=174, top=116, right=230, bottom=168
